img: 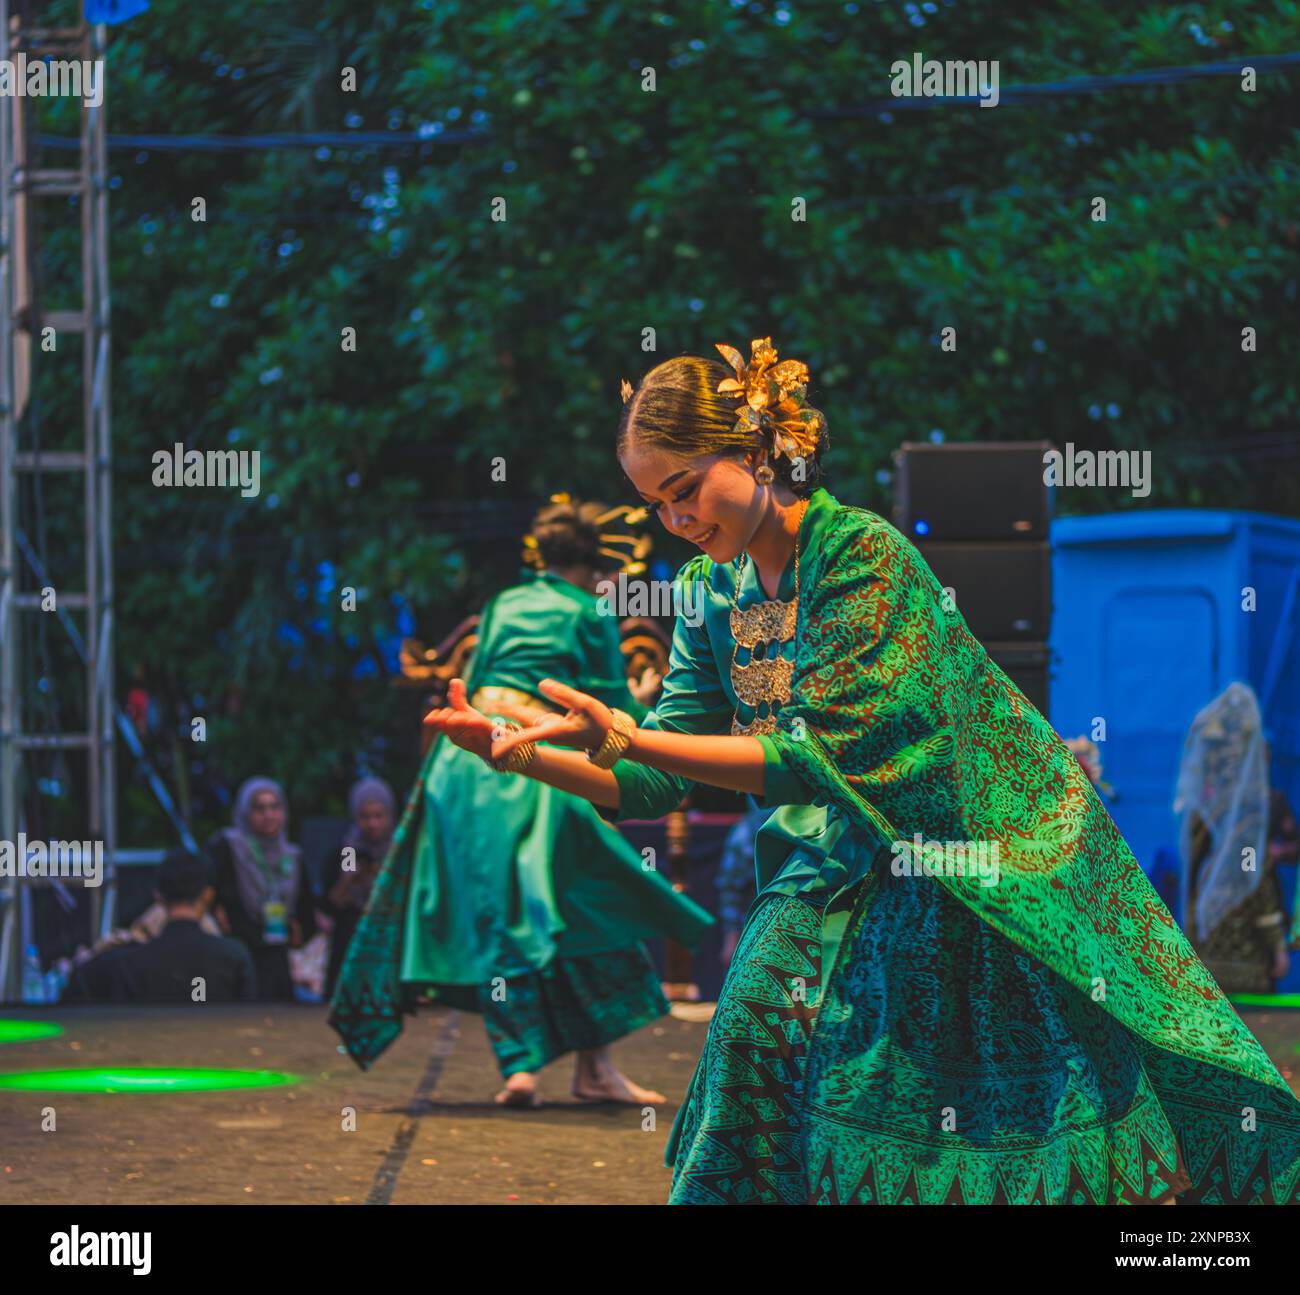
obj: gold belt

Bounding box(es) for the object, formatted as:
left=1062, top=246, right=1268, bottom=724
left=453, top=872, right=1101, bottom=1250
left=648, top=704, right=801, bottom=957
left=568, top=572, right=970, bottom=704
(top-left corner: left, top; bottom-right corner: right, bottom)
left=470, top=685, right=563, bottom=716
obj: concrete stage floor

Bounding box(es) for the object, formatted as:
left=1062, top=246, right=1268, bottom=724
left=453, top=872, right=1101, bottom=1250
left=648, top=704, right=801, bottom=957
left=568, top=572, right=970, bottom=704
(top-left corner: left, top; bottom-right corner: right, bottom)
left=3, top=1002, right=1300, bottom=1205
left=0, top=1002, right=707, bottom=1205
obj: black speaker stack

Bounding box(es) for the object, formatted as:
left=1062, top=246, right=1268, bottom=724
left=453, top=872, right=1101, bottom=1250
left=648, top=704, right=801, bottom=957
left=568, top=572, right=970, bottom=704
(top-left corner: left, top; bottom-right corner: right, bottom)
left=892, top=441, right=1054, bottom=714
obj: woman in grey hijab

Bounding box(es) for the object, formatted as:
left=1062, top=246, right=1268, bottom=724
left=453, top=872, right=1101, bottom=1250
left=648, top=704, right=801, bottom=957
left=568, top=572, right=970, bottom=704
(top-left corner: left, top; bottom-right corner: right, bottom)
left=208, top=777, right=317, bottom=1001
left=1175, top=682, right=1285, bottom=993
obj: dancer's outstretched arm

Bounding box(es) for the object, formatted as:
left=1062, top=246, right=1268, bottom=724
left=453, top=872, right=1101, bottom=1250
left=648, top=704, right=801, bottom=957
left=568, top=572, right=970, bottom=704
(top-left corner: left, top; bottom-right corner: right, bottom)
left=423, top=679, right=766, bottom=803
left=423, top=681, right=623, bottom=807
left=423, top=678, right=766, bottom=807
left=529, top=723, right=765, bottom=801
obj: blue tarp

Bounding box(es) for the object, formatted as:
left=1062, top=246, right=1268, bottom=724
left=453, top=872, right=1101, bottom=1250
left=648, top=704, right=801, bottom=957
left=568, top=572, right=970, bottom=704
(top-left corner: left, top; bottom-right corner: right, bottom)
left=1050, top=508, right=1300, bottom=984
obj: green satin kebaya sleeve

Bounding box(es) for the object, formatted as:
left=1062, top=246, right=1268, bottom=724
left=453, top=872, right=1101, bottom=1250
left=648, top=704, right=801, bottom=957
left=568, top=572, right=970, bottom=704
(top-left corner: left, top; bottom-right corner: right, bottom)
left=755, top=733, right=818, bottom=808
left=612, top=558, right=732, bottom=820
left=572, top=603, right=649, bottom=723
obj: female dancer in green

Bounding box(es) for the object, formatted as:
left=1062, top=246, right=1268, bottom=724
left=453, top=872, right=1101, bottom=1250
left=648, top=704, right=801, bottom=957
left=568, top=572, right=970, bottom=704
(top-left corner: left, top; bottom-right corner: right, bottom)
left=427, top=336, right=1300, bottom=1203
left=330, top=497, right=713, bottom=1107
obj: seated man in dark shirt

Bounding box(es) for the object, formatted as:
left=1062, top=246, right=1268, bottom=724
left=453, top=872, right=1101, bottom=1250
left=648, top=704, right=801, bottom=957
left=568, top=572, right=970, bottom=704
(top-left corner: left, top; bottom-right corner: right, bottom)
left=63, top=850, right=257, bottom=1003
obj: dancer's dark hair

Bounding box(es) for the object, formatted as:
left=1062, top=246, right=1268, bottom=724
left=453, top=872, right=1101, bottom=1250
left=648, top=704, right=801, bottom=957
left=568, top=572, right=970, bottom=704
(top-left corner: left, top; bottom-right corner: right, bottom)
left=527, top=498, right=615, bottom=571
left=616, top=355, right=828, bottom=497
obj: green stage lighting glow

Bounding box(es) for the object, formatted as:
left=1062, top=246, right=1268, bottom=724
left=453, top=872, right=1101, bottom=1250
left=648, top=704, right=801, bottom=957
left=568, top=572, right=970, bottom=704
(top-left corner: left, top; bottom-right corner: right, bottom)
left=1230, top=993, right=1300, bottom=1009
left=0, top=1019, right=64, bottom=1044
left=0, top=1067, right=299, bottom=1093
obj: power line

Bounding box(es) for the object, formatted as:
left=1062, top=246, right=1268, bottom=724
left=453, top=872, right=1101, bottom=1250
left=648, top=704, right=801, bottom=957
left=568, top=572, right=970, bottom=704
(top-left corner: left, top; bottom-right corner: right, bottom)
left=30, top=53, right=1300, bottom=154
left=37, top=128, right=485, bottom=153
left=807, top=51, right=1300, bottom=117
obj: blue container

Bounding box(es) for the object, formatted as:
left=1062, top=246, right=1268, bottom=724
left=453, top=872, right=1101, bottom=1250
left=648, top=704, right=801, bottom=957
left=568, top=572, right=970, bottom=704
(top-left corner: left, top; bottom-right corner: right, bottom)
left=1050, top=510, right=1300, bottom=979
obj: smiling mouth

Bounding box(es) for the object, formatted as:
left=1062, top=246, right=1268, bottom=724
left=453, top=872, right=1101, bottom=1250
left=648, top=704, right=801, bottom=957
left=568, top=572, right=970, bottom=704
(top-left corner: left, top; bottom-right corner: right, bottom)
left=689, top=525, right=718, bottom=547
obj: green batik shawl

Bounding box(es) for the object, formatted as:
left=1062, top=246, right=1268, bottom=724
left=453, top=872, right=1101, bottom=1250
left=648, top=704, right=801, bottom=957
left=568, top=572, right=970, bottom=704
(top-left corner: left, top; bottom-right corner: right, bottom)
left=328, top=569, right=713, bottom=1069
left=764, top=501, right=1300, bottom=1199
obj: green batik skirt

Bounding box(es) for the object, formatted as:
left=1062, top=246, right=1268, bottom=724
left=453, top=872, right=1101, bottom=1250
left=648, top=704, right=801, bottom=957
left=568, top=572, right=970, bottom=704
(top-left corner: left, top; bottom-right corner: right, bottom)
left=667, top=869, right=1300, bottom=1204
left=477, top=945, right=669, bottom=1078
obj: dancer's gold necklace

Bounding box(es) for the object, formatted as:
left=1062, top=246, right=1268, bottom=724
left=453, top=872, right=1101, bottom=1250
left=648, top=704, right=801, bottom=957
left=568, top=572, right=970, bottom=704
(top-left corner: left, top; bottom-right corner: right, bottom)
left=728, top=498, right=808, bottom=736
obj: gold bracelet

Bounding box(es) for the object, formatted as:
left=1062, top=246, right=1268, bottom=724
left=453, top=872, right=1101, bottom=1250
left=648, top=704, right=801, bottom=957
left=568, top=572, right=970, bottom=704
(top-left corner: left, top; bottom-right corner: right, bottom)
left=588, top=708, right=636, bottom=770
left=491, top=721, right=538, bottom=774
left=495, top=741, right=537, bottom=774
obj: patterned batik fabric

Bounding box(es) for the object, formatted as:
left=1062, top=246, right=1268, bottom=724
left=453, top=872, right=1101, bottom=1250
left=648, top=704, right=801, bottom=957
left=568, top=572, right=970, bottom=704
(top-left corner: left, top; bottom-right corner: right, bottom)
left=668, top=894, right=824, bottom=1205
left=480, top=945, right=670, bottom=1078
left=763, top=501, right=1300, bottom=1202
left=670, top=883, right=1191, bottom=1205
left=671, top=868, right=1300, bottom=1204
left=800, top=867, right=1191, bottom=1204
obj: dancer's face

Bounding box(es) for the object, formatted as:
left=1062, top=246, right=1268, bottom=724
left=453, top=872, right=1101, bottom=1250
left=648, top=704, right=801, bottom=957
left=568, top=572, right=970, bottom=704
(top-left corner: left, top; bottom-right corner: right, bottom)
left=620, top=442, right=765, bottom=564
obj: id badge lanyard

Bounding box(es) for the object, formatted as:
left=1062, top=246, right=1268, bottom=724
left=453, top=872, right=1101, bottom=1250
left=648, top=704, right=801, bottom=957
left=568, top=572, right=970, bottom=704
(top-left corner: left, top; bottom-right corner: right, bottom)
left=251, top=839, right=293, bottom=945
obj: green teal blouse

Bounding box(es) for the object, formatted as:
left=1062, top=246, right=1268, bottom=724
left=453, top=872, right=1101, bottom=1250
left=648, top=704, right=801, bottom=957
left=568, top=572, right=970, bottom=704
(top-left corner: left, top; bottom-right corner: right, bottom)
left=469, top=568, right=648, bottom=722
left=612, top=488, right=884, bottom=944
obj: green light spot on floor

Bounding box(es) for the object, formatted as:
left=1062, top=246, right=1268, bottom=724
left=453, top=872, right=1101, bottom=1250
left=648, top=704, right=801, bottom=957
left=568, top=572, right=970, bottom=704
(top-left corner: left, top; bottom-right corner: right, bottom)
left=0, top=1067, right=299, bottom=1093
left=0, top=1019, right=64, bottom=1044
left=1230, top=993, right=1300, bottom=1009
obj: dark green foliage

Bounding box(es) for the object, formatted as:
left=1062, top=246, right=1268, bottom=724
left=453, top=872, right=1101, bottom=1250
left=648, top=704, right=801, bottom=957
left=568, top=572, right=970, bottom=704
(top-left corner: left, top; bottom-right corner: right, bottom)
left=31, top=0, right=1300, bottom=841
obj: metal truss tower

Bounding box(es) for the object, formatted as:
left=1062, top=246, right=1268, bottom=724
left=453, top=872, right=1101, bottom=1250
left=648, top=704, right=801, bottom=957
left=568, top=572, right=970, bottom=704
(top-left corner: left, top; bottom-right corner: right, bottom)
left=0, top=1, right=113, bottom=1000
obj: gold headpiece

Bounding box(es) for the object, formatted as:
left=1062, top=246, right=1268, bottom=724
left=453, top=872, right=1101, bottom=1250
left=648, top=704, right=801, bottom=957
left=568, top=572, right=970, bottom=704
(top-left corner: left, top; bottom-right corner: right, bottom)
left=521, top=534, right=544, bottom=569
left=620, top=379, right=634, bottom=404
left=521, top=494, right=652, bottom=576
left=595, top=502, right=651, bottom=576
left=714, top=336, right=825, bottom=462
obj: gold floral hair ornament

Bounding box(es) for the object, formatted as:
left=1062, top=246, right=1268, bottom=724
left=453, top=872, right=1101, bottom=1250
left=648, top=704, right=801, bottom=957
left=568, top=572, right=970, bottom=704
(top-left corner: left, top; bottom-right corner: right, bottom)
left=714, top=336, right=826, bottom=462
left=620, top=379, right=634, bottom=404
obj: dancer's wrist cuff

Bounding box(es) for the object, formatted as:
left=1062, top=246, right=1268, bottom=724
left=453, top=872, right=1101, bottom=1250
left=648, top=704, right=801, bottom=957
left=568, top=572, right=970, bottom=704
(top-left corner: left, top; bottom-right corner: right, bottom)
left=491, top=721, right=538, bottom=774
left=588, top=708, right=636, bottom=770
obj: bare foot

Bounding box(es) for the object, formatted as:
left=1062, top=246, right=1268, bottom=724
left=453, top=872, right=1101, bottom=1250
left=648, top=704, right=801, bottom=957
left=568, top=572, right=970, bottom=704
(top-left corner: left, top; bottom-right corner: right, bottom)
left=571, top=1067, right=666, bottom=1105
left=495, top=1072, right=542, bottom=1108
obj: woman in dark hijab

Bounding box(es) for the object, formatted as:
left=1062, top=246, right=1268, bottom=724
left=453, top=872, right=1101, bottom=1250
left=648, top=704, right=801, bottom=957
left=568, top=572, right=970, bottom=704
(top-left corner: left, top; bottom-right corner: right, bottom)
left=208, top=776, right=317, bottom=1001
left=322, top=777, right=395, bottom=998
